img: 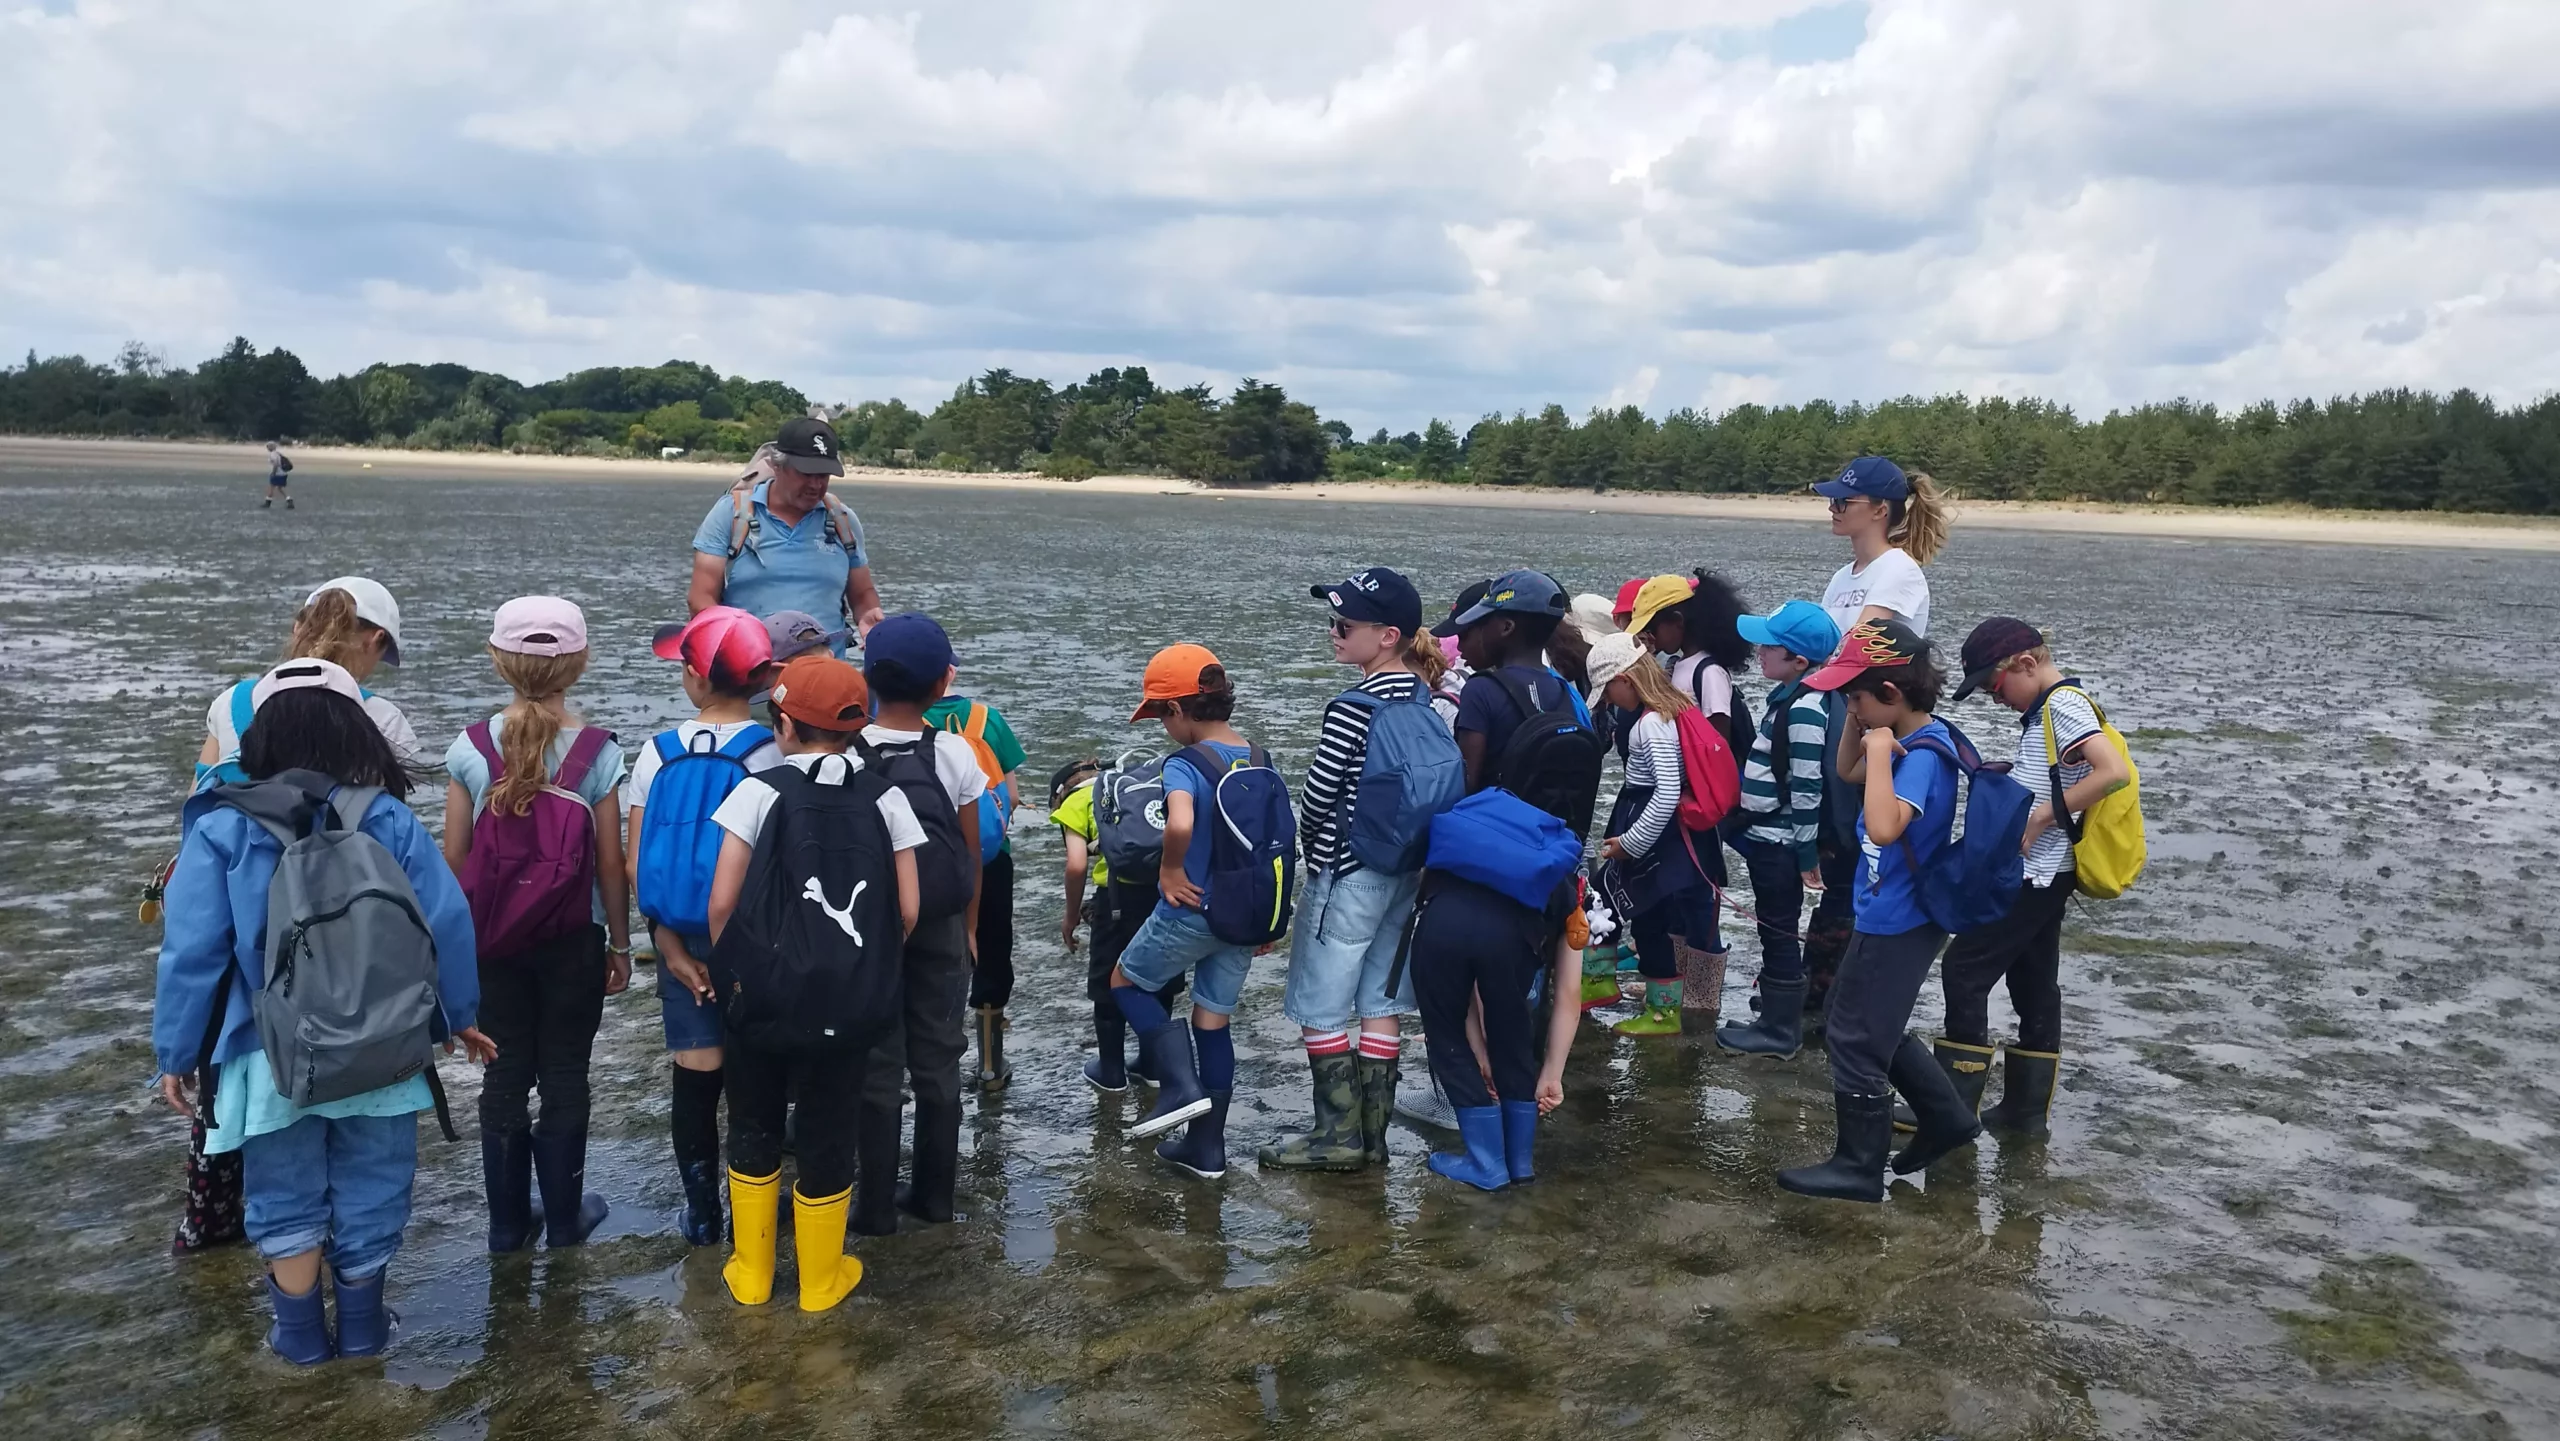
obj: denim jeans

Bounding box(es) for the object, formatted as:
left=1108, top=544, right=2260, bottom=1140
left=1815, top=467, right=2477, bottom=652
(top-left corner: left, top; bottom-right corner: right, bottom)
left=241, top=1112, right=418, bottom=1279
left=1282, top=866, right=1421, bottom=1028
left=1116, top=904, right=1255, bottom=1016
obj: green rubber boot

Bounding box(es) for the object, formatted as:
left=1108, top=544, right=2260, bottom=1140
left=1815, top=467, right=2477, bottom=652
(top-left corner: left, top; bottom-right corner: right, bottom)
left=1612, top=980, right=1684, bottom=1036
left=1579, top=948, right=1622, bottom=1009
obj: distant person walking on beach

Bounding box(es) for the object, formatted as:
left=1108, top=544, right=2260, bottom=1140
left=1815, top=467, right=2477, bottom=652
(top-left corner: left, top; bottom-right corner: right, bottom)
left=688, top=417, right=884, bottom=652
left=262, top=442, right=293, bottom=509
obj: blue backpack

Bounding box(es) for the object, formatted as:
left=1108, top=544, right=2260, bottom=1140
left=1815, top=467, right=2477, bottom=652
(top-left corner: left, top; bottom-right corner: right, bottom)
left=1895, top=721, right=2032, bottom=934
left=635, top=724, right=774, bottom=939
left=1424, top=788, right=1583, bottom=911
left=1178, top=742, right=1296, bottom=945
left=1338, top=687, right=1465, bottom=874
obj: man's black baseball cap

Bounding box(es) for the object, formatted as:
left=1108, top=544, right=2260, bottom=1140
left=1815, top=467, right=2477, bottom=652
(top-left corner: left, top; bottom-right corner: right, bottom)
left=775, top=416, right=845, bottom=476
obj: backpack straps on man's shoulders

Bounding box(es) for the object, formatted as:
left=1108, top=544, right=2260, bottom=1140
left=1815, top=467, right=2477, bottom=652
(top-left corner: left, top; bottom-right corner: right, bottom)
left=822, top=494, right=862, bottom=555
left=553, top=726, right=616, bottom=793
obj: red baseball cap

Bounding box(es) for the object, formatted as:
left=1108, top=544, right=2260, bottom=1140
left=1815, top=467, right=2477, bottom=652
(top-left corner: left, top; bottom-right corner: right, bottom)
left=1612, top=577, right=1646, bottom=623
left=1805, top=616, right=1930, bottom=691
left=768, top=653, right=871, bottom=730
left=654, top=606, right=774, bottom=690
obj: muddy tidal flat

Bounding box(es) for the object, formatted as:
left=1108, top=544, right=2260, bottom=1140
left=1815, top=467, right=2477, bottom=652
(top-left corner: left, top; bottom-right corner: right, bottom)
left=0, top=448, right=2553, bottom=1440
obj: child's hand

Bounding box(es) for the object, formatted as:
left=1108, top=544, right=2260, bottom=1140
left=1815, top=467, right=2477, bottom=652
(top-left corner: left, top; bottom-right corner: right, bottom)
left=451, top=1027, right=499, bottom=1065
left=1535, top=1071, right=1564, bottom=1114
left=1601, top=836, right=1628, bottom=862
left=2021, top=802, right=2055, bottom=854
left=1060, top=913, right=1082, bottom=952
left=1862, top=728, right=1905, bottom=763
left=605, top=950, right=632, bottom=996
left=1161, top=872, right=1204, bottom=911
left=1801, top=868, right=1824, bottom=892
left=159, top=1072, right=196, bottom=1119
left=666, top=952, right=714, bottom=1002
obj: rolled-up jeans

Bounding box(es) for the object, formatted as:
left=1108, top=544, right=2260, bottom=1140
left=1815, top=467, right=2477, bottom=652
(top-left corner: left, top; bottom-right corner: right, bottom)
left=1281, top=866, right=1421, bottom=1030
left=242, top=1112, right=418, bottom=1280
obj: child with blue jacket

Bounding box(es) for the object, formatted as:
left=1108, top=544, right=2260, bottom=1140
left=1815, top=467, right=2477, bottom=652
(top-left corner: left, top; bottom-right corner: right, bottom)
left=152, top=660, right=487, bottom=1364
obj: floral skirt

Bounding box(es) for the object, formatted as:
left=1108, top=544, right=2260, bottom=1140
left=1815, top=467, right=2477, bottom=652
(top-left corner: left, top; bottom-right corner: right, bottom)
left=173, top=1107, right=244, bottom=1254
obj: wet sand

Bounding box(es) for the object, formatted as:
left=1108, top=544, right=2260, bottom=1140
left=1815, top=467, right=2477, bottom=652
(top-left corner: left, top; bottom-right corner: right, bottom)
left=1, top=450, right=2553, bottom=1439
left=11, top=434, right=2558, bottom=552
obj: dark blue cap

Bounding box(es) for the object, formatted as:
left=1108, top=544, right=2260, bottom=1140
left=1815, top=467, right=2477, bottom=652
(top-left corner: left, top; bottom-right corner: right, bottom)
left=1311, top=567, right=1423, bottom=637
left=1813, top=455, right=1909, bottom=502
left=1434, top=569, right=1567, bottom=637
left=860, top=612, right=954, bottom=690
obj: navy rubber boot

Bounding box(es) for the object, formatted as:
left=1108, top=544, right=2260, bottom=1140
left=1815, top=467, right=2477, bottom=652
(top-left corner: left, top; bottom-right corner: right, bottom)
left=1426, top=1107, right=1512, bottom=1192
left=531, top=1131, right=610, bottom=1247
left=1500, top=1100, right=1540, bottom=1184
left=1155, top=1091, right=1231, bottom=1179
left=265, top=1274, right=334, bottom=1365
left=1129, top=1020, right=1211, bottom=1139
left=481, top=1128, right=542, bottom=1254
left=677, top=1159, right=723, bottom=1247
left=331, top=1268, right=392, bottom=1358
left=1716, top=977, right=1807, bottom=1058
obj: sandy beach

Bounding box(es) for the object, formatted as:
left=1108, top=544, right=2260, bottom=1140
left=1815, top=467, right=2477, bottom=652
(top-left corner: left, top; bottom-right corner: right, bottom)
left=9, top=433, right=2556, bottom=552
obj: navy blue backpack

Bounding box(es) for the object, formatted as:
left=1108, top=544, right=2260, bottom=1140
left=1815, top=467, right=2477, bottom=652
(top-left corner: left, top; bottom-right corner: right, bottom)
left=1338, top=687, right=1465, bottom=874
left=635, top=724, right=774, bottom=939
left=1895, top=720, right=2032, bottom=935
left=1178, top=742, right=1297, bottom=945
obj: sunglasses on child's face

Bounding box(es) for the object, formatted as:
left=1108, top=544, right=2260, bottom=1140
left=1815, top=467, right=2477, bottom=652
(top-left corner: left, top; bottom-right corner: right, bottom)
left=1329, top=618, right=1370, bottom=639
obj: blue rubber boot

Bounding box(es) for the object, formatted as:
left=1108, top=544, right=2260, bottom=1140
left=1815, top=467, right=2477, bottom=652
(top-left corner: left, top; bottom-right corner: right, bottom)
left=1155, top=1091, right=1231, bottom=1179
left=1129, top=1020, right=1211, bottom=1139
left=332, top=1267, right=392, bottom=1358
left=265, top=1274, right=334, bottom=1365
left=1426, top=1107, right=1512, bottom=1192
left=1500, top=1100, right=1540, bottom=1184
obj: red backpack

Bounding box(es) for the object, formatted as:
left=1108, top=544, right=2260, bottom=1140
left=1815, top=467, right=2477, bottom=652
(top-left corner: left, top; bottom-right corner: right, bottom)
left=1671, top=705, right=1741, bottom=832
left=459, top=722, right=613, bottom=961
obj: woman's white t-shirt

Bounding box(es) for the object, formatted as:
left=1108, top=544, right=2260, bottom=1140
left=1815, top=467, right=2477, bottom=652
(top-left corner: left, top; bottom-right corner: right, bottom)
left=1822, top=548, right=1931, bottom=638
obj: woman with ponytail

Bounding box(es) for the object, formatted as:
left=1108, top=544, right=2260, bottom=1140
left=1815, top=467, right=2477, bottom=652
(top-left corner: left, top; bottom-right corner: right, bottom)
left=441, top=597, right=631, bottom=1252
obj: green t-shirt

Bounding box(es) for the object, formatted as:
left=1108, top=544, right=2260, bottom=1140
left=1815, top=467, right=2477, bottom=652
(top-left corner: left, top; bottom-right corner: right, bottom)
left=926, top=696, right=1024, bottom=853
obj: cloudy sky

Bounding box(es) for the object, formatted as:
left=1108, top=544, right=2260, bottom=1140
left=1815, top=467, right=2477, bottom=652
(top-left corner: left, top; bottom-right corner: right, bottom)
left=5, top=0, right=2556, bottom=430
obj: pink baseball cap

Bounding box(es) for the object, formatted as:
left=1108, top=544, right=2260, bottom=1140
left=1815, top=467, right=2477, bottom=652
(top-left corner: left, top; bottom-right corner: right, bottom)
left=490, top=596, right=588, bottom=656
left=251, top=657, right=367, bottom=711
left=653, top=606, right=774, bottom=689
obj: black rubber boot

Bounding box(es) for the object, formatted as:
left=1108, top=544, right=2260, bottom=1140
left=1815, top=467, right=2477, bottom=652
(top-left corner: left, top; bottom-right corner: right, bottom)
left=1889, top=1034, right=1985, bottom=1175
left=481, top=1129, right=542, bottom=1253
left=899, top=1096, right=961, bottom=1223
left=1981, top=1047, right=2060, bottom=1137
left=1777, top=1091, right=1893, bottom=1203
left=1130, top=1020, right=1211, bottom=1139
left=1891, top=1036, right=1994, bottom=1131
left=851, top=1104, right=901, bottom=1236
left=1156, top=1091, right=1231, bottom=1179
left=1716, top=977, right=1807, bottom=1057
left=972, top=1006, right=1013, bottom=1093
left=1257, top=1053, right=1366, bottom=1171
left=1085, top=999, right=1129, bottom=1093
left=531, top=1131, right=610, bottom=1246
left=677, top=1160, right=723, bottom=1247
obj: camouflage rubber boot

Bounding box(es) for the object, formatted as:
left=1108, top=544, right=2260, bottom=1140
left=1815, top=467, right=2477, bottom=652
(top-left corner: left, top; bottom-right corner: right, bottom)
left=1354, top=1054, right=1399, bottom=1165
left=1256, top=1053, right=1368, bottom=1171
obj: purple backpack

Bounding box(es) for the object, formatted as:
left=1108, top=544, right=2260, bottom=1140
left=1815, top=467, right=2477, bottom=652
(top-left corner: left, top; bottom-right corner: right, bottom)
left=458, top=722, right=613, bottom=961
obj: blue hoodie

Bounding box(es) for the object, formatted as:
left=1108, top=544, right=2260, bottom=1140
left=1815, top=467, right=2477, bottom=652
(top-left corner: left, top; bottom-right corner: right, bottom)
left=152, top=788, right=479, bottom=1079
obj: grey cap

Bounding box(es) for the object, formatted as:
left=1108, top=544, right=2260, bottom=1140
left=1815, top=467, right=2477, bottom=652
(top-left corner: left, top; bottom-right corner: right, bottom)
left=1443, top=569, right=1568, bottom=632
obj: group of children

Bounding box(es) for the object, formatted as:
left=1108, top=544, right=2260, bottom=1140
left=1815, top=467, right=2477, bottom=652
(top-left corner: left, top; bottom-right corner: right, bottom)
left=150, top=451, right=2142, bottom=1365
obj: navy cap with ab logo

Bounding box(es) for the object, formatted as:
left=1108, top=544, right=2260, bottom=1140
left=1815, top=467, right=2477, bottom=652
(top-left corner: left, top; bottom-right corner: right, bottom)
left=1310, top=566, right=1423, bottom=636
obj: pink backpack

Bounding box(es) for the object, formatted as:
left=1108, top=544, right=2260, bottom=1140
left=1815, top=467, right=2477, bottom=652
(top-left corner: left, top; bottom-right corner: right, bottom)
left=459, top=722, right=613, bottom=961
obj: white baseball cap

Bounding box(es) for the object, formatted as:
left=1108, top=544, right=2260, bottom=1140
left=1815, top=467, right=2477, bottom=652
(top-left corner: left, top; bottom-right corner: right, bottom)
left=307, top=576, right=404, bottom=668
left=251, top=657, right=368, bottom=711
left=1582, top=631, right=1648, bottom=703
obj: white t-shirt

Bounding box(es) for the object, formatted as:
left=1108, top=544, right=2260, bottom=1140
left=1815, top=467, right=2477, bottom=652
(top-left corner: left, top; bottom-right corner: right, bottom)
left=712, top=750, right=925, bottom=852
left=1822, top=548, right=1931, bottom=638
left=2015, top=685, right=2107, bottom=887
left=205, top=679, right=422, bottom=762
left=1666, top=653, right=1733, bottom=718
left=860, top=725, right=988, bottom=811
left=628, top=719, right=784, bottom=810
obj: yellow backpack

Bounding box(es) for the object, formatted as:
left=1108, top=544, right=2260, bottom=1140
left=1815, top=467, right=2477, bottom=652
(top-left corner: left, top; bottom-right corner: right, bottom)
left=2045, top=687, right=2146, bottom=899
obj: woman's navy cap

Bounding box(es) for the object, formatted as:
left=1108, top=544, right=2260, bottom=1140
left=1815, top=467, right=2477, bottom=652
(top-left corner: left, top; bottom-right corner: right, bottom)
left=1311, top=567, right=1423, bottom=636
left=1813, top=455, right=1909, bottom=502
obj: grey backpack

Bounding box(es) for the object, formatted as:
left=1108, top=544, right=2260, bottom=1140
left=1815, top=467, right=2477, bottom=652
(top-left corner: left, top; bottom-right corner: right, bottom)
left=212, top=772, right=454, bottom=1135
left=1094, top=749, right=1170, bottom=881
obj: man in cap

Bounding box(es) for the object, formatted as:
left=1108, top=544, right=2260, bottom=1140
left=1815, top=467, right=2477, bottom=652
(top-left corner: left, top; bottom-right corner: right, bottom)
left=687, top=416, right=884, bottom=651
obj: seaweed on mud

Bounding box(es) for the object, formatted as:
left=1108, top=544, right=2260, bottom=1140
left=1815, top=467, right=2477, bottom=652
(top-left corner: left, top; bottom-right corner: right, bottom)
left=2272, top=1255, right=2469, bottom=1389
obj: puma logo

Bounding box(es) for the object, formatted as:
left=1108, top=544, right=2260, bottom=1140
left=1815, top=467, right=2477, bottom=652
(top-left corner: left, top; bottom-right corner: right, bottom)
left=801, top=875, right=866, bottom=945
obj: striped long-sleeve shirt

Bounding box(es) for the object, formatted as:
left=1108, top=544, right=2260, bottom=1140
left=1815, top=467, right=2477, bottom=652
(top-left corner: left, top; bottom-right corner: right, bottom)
left=1614, top=709, right=1684, bottom=860
left=1739, top=679, right=1830, bottom=870
left=1298, top=671, right=1428, bottom=876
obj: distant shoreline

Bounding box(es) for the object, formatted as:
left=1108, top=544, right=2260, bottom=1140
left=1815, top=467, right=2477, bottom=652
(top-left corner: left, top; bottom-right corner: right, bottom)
left=8, top=434, right=2557, bottom=552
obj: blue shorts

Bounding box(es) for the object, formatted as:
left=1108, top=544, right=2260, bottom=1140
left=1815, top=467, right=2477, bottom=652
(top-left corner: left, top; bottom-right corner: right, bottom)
left=1116, top=904, right=1254, bottom=1017
left=1281, top=866, right=1420, bottom=1028
left=659, top=946, right=723, bottom=1052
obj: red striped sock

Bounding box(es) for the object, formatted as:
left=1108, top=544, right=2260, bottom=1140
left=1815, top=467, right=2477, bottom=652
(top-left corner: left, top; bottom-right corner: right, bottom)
left=1303, top=1030, right=1351, bottom=1057
left=1356, top=1031, right=1401, bottom=1061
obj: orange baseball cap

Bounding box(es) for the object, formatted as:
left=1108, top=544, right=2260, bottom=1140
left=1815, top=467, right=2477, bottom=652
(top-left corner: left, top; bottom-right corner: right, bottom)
left=768, top=653, right=871, bottom=729
left=1131, top=643, right=1225, bottom=721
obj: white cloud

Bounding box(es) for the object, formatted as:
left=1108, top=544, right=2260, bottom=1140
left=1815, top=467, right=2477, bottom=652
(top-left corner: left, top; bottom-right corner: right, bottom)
left=2, top=0, right=2556, bottom=430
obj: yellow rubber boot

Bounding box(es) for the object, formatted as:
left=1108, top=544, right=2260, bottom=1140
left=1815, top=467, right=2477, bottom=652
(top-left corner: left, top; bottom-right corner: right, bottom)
left=722, top=1169, right=781, bottom=1306
left=792, top=1183, right=865, bottom=1313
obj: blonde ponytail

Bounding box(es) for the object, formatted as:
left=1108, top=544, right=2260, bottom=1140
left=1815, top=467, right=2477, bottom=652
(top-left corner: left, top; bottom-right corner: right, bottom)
left=1892, top=471, right=1951, bottom=566
left=1401, top=628, right=1448, bottom=689
left=1620, top=656, right=1693, bottom=719
left=288, top=588, right=378, bottom=672
left=486, top=648, right=588, bottom=817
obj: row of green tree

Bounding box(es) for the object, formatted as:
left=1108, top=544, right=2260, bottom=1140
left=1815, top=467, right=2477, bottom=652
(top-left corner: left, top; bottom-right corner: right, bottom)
left=4, top=339, right=2555, bottom=511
